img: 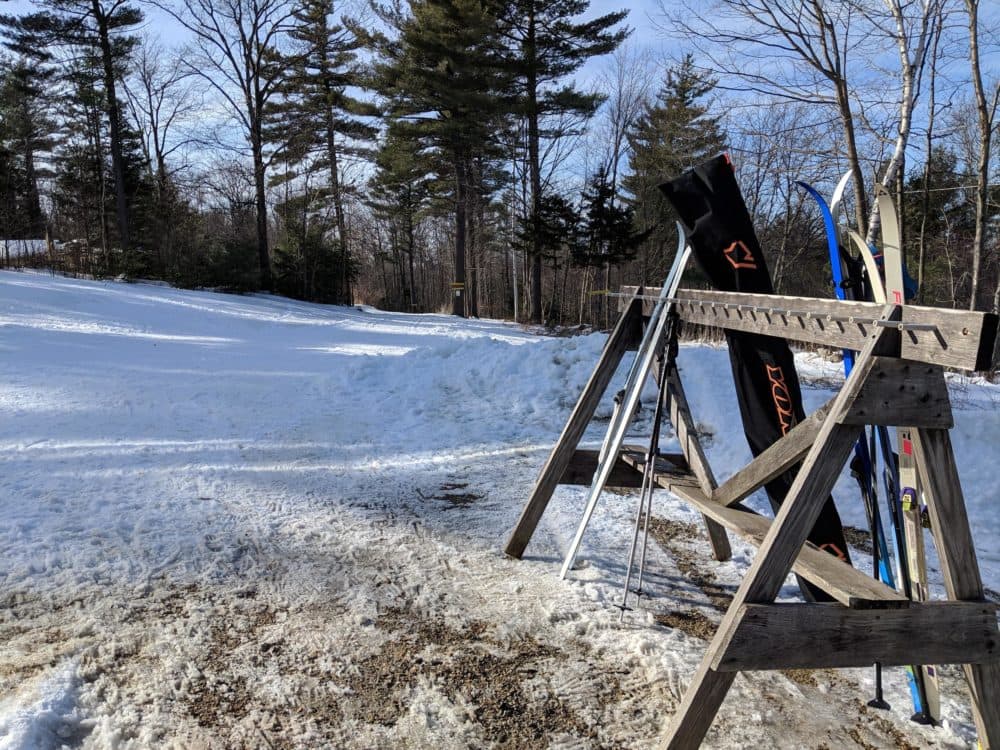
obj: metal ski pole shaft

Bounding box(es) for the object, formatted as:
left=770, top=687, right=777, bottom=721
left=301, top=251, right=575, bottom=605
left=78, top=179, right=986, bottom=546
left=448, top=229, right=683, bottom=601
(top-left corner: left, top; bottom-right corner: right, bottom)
left=637, top=317, right=680, bottom=598
left=619, top=340, right=672, bottom=621
left=619, top=444, right=655, bottom=621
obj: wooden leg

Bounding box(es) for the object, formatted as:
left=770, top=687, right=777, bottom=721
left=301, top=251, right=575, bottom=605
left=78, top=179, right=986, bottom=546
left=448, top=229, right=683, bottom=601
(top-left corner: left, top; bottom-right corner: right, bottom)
left=913, top=428, right=1000, bottom=748
left=661, top=321, right=895, bottom=749
left=665, top=368, right=731, bottom=562
left=505, top=299, right=641, bottom=559
left=661, top=421, right=861, bottom=748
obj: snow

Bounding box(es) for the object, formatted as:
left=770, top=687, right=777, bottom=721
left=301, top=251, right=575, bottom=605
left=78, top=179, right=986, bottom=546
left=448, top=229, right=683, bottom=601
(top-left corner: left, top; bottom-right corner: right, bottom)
left=1, top=268, right=997, bottom=748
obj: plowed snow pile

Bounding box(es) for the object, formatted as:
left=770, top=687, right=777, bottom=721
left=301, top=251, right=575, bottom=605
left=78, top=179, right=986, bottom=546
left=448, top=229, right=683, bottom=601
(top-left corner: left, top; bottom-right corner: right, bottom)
left=2, top=270, right=997, bottom=749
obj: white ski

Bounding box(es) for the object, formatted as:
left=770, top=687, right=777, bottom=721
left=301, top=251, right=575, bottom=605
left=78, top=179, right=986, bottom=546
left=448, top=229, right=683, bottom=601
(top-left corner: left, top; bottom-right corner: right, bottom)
left=877, top=183, right=942, bottom=724
left=560, top=225, right=692, bottom=579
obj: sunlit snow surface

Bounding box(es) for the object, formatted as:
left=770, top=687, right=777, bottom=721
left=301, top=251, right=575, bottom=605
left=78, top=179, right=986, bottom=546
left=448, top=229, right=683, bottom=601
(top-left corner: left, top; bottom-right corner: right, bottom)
left=1, top=270, right=997, bottom=749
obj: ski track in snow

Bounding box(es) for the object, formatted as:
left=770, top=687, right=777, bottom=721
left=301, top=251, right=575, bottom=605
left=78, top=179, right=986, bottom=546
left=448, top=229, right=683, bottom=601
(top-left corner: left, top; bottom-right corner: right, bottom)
left=0, top=269, right=994, bottom=749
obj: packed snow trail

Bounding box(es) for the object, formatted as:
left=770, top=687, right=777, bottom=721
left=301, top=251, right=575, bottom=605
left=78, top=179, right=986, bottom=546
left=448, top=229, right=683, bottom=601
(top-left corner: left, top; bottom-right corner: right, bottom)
left=1, top=270, right=996, bottom=748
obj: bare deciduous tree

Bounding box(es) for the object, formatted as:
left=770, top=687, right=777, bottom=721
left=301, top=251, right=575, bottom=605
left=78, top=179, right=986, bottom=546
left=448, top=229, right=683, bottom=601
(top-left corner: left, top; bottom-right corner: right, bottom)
left=156, top=0, right=295, bottom=290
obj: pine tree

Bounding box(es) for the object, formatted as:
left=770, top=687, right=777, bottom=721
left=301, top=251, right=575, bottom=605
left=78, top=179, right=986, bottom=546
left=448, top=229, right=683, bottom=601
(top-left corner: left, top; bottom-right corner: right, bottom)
left=368, top=121, right=433, bottom=310
left=371, top=0, right=514, bottom=316
left=573, top=168, right=645, bottom=326
left=1, top=0, right=143, bottom=252
left=266, top=0, right=377, bottom=303
left=623, top=54, right=724, bottom=281
left=498, top=0, right=628, bottom=323
left=0, top=57, right=57, bottom=239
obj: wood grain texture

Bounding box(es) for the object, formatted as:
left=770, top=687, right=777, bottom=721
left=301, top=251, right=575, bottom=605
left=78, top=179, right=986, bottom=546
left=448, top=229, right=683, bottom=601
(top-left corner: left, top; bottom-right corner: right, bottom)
left=559, top=449, right=645, bottom=488
left=913, top=428, right=1000, bottom=747
left=618, top=287, right=998, bottom=371
left=660, top=481, right=909, bottom=609
left=664, top=367, right=732, bottom=562
left=712, top=399, right=831, bottom=507
left=840, top=358, right=952, bottom=428
left=504, top=298, right=641, bottom=558
left=661, top=312, right=898, bottom=749
left=712, top=602, right=999, bottom=672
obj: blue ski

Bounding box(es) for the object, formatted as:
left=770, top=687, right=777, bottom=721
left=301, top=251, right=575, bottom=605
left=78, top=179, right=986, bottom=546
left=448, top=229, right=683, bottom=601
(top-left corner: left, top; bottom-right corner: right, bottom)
left=797, top=180, right=896, bottom=586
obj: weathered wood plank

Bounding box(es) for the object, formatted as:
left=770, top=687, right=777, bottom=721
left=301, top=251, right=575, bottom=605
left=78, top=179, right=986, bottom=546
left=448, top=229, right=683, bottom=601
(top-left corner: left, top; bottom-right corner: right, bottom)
left=619, top=287, right=997, bottom=371
left=712, top=602, right=1000, bottom=672
left=560, top=449, right=684, bottom=488
left=664, top=366, right=732, bottom=562
left=616, top=452, right=908, bottom=609
left=660, top=477, right=909, bottom=609
left=712, top=399, right=831, bottom=507
left=662, top=311, right=898, bottom=750
left=914, top=428, right=1000, bottom=747
left=840, top=358, right=952, bottom=428
left=505, top=298, right=642, bottom=559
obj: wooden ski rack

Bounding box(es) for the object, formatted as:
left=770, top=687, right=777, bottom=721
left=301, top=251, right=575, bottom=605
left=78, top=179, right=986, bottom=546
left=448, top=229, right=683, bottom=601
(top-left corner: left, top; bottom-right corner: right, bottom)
left=505, top=288, right=1000, bottom=749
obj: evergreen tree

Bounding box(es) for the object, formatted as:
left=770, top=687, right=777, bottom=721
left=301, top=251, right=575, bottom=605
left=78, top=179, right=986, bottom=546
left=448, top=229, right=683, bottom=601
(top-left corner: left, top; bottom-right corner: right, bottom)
left=574, top=168, right=645, bottom=327
left=575, top=168, right=645, bottom=268
left=624, top=54, right=724, bottom=281
left=267, top=0, right=377, bottom=303
left=371, top=0, right=514, bottom=316
left=498, top=0, right=629, bottom=323
left=52, top=58, right=151, bottom=276
left=0, top=57, right=57, bottom=238
left=368, top=121, right=433, bottom=310
left=273, top=187, right=345, bottom=302
left=900, top=147, right=973, bottom=307
left=1, top=0, right=143, bottom=252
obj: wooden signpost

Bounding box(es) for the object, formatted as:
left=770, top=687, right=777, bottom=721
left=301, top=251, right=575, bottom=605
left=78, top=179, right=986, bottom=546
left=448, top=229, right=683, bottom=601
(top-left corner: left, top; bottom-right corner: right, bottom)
left=505, top=288, right=1000, bottom=749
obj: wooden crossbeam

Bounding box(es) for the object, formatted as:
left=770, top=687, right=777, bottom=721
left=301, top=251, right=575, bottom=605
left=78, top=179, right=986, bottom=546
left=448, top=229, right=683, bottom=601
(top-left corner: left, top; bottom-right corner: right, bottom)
left=619, top=287, right=997, bottom=371
left=712, top=399, right=831, bottom=507
left=840, top=358, right=952, bottom=428
left=713, top=602, right=1000, bottom=672
left=560, top=448, right=685, bottom=489
left=618, top=455, right=908, bottom=610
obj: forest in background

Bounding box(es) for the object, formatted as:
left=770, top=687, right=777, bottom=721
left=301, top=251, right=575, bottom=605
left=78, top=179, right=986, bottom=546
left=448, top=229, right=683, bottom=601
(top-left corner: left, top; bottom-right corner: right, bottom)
left=0, top=0, right=997, bottom=351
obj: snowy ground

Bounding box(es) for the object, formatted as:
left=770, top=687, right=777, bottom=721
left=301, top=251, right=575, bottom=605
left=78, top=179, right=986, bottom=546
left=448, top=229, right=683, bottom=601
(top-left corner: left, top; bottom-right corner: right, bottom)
left=1, top=269, right=997, bottom=749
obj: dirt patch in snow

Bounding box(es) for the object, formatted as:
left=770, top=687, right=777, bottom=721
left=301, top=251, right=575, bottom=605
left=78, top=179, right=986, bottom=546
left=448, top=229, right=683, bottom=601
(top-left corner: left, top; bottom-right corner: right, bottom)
left=334, top=606, right=611, bottom=748
left=647, top=516, right=734, bottom=612
left=653, top=609, right=717, bottom=640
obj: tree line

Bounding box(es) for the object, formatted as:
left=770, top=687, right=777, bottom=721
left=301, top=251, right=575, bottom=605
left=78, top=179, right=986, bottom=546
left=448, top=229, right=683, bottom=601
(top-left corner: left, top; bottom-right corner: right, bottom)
left=0, top=0, right=997, bottom=343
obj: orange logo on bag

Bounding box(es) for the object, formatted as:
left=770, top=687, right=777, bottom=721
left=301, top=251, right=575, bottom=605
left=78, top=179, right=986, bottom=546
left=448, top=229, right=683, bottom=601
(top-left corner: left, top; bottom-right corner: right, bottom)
left=819, top=542, right=848, bottom=562
left=723, top=240, right=757, bottom=270
left=766, top=365, right=795, bottom=435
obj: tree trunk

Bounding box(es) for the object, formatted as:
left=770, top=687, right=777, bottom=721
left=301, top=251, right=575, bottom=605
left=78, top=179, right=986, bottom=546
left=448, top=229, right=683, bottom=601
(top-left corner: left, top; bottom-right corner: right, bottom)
left=251, top=121, right=272, bottom=291
left=467, top=162, right=479, bottom=318
left=407, top=201, right=417, bottom=310
left=324, top=78, right=350, bottom=304
left=917, top=9, right=943, bottom=305
left=93, top=0, right=131, bottom=253
left=526, top=5, right=543, bottom=323
left=453, top=153, right=467, bottom=317
left=965, top=0, right=993, bottom=311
